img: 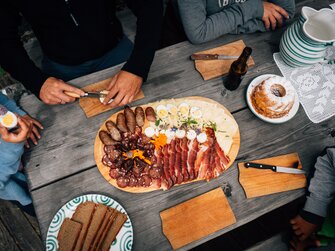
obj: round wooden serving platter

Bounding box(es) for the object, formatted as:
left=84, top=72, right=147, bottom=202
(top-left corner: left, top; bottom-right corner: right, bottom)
left=94, top=96, right=240, bottom=193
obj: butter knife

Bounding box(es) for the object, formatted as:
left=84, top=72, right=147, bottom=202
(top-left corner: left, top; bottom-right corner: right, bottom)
left=244, top=162, right=306, bottom=174
left=64, top=90, right=109, bottom=99
left=190, top=53, right=239, bottom=61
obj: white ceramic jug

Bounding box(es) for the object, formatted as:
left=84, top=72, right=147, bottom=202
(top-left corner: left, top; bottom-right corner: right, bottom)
left=279, top=6, right=335, bottom=67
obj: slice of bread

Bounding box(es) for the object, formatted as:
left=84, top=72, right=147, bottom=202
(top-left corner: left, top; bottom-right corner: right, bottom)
left=57, top=218, right=82, bottom=251
left=100, top=212, right=128, bottom=251
left=95, top=209, right=119, bottom=250
left=89, top=207, right=114, bottom=251
left=81, top=204, right=108, bottom=251
left=72, top=201, right=96, bottom=251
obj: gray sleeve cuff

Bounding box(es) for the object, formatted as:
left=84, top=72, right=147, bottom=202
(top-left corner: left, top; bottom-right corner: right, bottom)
left=239, top=0, right=264, bottom=21
left=304, top=195, right=330, bottom=218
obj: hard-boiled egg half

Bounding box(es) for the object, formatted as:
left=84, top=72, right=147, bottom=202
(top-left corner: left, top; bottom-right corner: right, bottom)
left=178, top=103, right=189, bottom=117
left=196, top=132, right=207, bottom=143
left=190, top=106, right=202, bottom=119
left=156, top=105, right=168, bottom=119
left=186, top=130, right=197, bottom=140
left=167, top=104, right=178, bottom=115
left=0, top=111, right=18, bottom=129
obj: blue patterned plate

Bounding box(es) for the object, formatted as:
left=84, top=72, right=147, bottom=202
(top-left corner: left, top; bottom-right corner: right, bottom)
left=45, top=194, right=133, bottom=251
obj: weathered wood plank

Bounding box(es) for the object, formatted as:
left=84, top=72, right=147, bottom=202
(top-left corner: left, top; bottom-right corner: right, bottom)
left=0, top=200, right=44, bottom=251
left=0, top=218, right=20, bottom=251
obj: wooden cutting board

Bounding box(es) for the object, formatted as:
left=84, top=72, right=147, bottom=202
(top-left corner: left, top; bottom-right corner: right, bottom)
left=94, top=96, right=240, bottom=193
left=79, top=78, right=144, bottom=118
left=160, top=188, right=236, bottom=250
left=238, top=153, right=307, bottom=198
left=194, top=39, right=255, bottom=81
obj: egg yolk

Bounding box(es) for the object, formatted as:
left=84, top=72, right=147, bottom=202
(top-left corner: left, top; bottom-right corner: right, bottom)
left=2, top=113, right=14, bottom=126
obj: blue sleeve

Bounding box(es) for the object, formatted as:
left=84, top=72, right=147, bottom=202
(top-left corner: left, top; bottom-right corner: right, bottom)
left=0, top=93, right=26, bottom=116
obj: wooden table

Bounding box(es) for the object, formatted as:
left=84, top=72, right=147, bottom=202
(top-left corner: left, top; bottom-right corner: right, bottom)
left=20, top=0, right=335, bottom=250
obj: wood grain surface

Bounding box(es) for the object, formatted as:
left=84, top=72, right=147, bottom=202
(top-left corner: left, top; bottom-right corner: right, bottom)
left=238, top=153, right=307, bottom=198
left=94, top=96, right=240, bottom=193
left=160, top=187, right=236, bottom=250
left=79, top=78, right=145, bottom=118
left=194, top=40, right=255, bottom=81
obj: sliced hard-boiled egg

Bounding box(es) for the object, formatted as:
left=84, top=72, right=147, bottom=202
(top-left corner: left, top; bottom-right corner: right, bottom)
left=144, top=127, right=155, bottom=138
left=159, top=129, right=166, bottom=135
left=186, top=130, right=197, bottom=140
left=156, top=105, right=168, bottom=118
left=167, top=104, right=178, bottom=115
left=190, top=106, right=202, bottom=119
left=176, top=129, right=186, bottom=138
left=165, top=129, right=176, bottom=140
left=197, top=132, right=207, bottom=143
left=0, top=111, right=17, bottom=129
left=178, top=103, right=189, bottom=116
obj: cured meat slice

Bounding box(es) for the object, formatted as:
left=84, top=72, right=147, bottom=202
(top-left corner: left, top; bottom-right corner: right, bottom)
left=174, top=138, right=183, bottom=184
left=180, top=138, right=190, bottom=182
left=187, top=139, right=198, bottom=180
left=168, top=140, right=177, bottom=184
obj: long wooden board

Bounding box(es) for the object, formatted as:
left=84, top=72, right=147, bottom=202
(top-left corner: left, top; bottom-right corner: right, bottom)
left=160, top=187, right=236, bottom=250
left=238, top=153, right=307, bottom=198
left=94, top=96, right=240, bottom=193
left=79, top=78, right=144, bottom=118
left=194, top=40, right=255, bottom=81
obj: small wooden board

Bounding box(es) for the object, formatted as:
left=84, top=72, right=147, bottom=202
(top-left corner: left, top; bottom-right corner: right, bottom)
left=238, top=153, right=307, bottom=198
left=79, top=78, right=144, bottom=118
left=160, top=188, right=236, bottom=250
left=194, top=40, right=255, bottom=81
left=94, top=96, right=240, bottom=193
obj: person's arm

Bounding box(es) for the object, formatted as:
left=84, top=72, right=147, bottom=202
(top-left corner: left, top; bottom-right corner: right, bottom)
left=104, top=0, right=163, bottom=107
left=270, top=0, right=295, bottom=19
left=177, top=0, right=264, bottom=44
left=123, top=0, right=163, bottom=81
left=0, top=93, right=26, bottom=116
left=302, top=148, right=335, bottom=221
left=0, top=1, right=48, bottom=97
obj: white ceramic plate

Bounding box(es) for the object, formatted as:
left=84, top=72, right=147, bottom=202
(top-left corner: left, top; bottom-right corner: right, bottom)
left=246, top=74, right=300, bottom=124
left=45, top=194, right=133, bottom=251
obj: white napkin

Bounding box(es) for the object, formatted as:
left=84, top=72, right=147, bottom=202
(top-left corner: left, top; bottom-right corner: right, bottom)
left=273, top=48, right=335, bottom=123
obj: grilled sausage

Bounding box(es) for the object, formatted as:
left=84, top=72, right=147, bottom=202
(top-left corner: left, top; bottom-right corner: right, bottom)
left=99, top=130, right=117, bottom=146
left=124, top=106, right=136, bottom=133
left=135, top=106, right=145, bottom=127
left=116, top=113, right=128, bottom=133
left=105, top=120, right=122, bottom=141
left=145, top=107, right=156, bottom=122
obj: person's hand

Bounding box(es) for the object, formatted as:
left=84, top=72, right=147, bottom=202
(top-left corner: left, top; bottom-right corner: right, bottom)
left=39, top=77, right=85, bottom=105
left=290, top=215, right=319, bottom=241
left=262, top=2, right=289, bottom=30
left=21, top=115, right=43, bottom=148
left=0, top=117, right=32, bottom=143
left=103, top=70, right=143, bottom=108
left=289, top=235, right=319, bottom=251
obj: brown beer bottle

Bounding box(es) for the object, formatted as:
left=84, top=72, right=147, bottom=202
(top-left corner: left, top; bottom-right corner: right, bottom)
left=224, top=47, right=252, bottom=91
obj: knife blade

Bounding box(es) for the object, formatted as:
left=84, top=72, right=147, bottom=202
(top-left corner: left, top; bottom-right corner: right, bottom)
left=244, top=162, right=306, bottom=174
left=64, top=90, right=109, bottom=99
left=190, top=53, right=239, bottom=61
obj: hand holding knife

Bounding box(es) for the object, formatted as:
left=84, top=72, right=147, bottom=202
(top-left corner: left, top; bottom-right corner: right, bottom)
left=244, top=162, right=305, bottom=174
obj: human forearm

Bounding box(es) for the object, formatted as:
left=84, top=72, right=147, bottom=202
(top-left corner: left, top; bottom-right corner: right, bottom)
left=177, top=0, right=264, bottom=44
left=123, top=0, right=163, bottom=80
left=304, top=148, right=335, bottom=218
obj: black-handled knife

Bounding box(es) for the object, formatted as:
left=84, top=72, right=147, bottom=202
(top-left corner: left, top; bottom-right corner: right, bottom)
left=244, top=162, right=306, bottom=174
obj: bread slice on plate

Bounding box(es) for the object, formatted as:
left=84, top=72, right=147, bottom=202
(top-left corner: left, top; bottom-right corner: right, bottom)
left=90, top=207, right=114, bottom=250
left=81, top=203, right=108, bottom=251
left=95, top=208, right=119, bottom=250
left=57, top=218, right=82, bottom=251
left=100, top=212, right=128, bottom=251
left=72, top=201, right=96, bottom=251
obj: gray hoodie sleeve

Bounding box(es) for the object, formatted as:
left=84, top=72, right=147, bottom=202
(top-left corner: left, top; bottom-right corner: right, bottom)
left=303, top=148, right=335, bottom=218
left=177, top=0, right=264, bottom=44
